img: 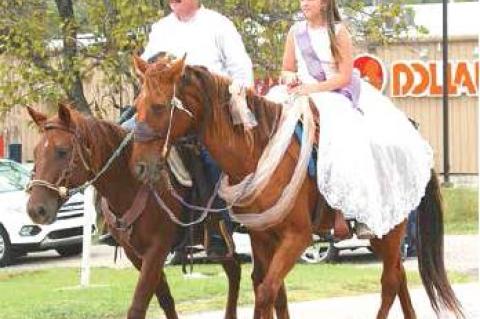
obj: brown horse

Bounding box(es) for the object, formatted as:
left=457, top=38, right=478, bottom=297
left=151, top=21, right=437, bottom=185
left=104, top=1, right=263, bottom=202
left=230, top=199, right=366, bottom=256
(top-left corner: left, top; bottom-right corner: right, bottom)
left=25, top=103, right=242, bottom=319
left=129, top=55, right=463, bottom=319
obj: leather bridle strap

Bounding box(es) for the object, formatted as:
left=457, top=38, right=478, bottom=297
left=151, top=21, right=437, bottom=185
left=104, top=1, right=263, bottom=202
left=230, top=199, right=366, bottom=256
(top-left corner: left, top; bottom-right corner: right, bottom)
left=26, top=122, right=93, bottom=199
left=102, top=185, right=150, bottom=230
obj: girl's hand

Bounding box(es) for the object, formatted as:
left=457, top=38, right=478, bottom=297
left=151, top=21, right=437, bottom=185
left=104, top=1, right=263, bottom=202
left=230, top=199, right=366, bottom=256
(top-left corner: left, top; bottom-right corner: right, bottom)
left=281, top=71, right=300, bottom=87
left=287, top=83, right=318, bottom=95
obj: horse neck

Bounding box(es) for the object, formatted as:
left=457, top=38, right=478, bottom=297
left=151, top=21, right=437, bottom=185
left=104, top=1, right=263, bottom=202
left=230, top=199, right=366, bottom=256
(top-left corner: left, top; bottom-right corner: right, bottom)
left=81, top=119, right=140, bottom=214
left=197, top=80, right=281, bottom=183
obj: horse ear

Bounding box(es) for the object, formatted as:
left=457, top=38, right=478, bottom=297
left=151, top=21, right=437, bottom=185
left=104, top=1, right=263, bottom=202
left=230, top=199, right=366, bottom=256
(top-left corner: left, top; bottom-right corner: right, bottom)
left=26, top=106, right=47, bottom=128
left=133, top=54, right=148, bottom=83
left=169, top=54, right=186, bottom=82
left=58, top=102, right=72, bottom=126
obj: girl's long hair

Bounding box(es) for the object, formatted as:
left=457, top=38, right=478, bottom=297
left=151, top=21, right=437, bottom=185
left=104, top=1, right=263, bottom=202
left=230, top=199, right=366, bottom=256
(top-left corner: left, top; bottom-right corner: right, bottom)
left=325, top=0, right=343, bottom=63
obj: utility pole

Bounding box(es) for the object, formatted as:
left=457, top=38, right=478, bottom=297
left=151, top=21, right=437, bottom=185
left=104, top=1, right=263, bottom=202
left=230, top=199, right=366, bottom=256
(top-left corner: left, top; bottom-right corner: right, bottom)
left=442, top=0, right=451, bottom=185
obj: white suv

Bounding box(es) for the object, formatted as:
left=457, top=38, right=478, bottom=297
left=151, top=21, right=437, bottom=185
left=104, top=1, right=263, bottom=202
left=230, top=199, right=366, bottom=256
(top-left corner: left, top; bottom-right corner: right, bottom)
left=0, top=159, right=89, bottom=267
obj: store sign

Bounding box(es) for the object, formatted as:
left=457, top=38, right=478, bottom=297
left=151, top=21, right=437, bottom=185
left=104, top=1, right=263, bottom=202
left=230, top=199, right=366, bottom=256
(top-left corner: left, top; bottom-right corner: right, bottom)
left=392, top=61, right=479, bottom=97
left=354, top=54, right=479, bottom=98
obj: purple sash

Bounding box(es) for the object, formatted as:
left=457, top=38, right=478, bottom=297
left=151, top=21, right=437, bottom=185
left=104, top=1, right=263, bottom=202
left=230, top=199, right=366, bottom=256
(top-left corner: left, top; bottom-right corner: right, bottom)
left=295, top=22, right=361, bottom=109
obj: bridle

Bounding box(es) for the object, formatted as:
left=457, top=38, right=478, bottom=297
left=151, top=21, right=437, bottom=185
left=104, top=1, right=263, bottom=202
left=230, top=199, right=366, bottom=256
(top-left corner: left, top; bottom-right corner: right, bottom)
left=26, top=122, right=93, bottom=199
left=27, top=122, right=133, bottom=200
left=133, top=85, right=193, bottom=158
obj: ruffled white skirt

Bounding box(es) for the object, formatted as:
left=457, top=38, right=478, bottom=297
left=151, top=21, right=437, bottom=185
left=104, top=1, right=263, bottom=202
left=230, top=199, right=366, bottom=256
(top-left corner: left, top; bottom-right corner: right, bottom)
left=266, top=81, right=434, bottom=237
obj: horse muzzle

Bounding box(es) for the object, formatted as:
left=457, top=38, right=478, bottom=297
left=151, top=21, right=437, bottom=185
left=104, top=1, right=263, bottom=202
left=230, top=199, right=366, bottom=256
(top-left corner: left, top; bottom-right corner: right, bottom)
left=26, top=197, right=59, bottom=225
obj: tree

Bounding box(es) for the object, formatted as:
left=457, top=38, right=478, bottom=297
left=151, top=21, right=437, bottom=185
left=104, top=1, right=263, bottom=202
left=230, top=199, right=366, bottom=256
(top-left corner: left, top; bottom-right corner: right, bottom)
left=0, top=0, right=424, bottom=115
left=204, top=0, right=427, bottom=78
left=0, top=0, right=163, bottom=115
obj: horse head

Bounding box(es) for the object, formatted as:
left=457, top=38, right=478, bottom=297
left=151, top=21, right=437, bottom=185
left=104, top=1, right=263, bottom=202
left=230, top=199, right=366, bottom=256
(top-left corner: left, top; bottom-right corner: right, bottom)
left=131, top=54, right=205, bottom=185
left=26, top=103, right=93, bottom=224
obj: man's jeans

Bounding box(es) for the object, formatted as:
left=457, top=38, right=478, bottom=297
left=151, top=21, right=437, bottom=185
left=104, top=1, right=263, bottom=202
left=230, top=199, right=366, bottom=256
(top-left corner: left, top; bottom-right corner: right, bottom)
left=121, top=116, right=136, bottom=131
left=199, top=147, right=232, bottom=232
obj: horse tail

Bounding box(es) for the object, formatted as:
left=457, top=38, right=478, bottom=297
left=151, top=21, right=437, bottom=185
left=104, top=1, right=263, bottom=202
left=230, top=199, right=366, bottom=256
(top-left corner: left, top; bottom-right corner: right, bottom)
left=416, top=169, right=464, bottom=318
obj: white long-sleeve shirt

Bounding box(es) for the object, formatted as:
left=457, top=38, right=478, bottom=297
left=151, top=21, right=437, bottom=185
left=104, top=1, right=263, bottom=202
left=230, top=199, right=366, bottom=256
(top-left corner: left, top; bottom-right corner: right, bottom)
left=142, top=7, right=254, bottom=87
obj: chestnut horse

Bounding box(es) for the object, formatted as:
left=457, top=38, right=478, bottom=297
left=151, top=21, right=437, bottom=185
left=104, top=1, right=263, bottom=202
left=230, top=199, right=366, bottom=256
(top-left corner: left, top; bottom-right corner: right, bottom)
left=129, top=55, right=463, bottom=319
left=25, top=104, right=242, bottom=319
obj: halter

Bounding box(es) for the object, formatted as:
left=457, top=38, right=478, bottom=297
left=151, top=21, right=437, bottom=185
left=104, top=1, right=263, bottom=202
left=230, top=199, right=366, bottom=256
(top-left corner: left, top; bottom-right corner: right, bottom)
left=133, top=85, right=193, bottom=158
left=26, top=122, right=133, bottom=200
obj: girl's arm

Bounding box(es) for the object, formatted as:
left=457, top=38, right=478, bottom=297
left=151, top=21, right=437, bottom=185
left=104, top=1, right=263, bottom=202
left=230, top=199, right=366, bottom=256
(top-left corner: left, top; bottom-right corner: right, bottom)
left=290, top=24, right=354, bottom=95
left=281, top=29, right=301, bottom=87
left=282, top=29, right=296, bottom=72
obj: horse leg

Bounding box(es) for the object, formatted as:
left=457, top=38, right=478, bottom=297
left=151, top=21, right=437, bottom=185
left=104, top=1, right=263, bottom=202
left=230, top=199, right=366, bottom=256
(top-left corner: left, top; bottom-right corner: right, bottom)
left=121, top=243, right=178, bottom=319
left=255, top=228, right=310, bottom=319
left=274, top=283, right=290, bottom=319
left=397, top=263, right=416, bottom=319
left=371, top=221, right=415, bottom=319
left=220, top=255, right=242, bottom=319
left=249, top=232, right=276, bottom=319
left=127, top=240, right=171, bottom=319
left=154, top=271, right=178, bottom=319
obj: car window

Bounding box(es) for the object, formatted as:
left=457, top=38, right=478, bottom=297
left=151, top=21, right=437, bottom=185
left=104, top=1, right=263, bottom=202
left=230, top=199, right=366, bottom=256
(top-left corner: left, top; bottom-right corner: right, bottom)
left=0, top=162, right=31, bottom=193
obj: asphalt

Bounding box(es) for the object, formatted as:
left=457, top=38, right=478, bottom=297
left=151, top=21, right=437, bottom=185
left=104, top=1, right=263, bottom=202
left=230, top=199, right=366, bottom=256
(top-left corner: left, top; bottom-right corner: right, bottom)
left=183, top=283, right=479, bottom=319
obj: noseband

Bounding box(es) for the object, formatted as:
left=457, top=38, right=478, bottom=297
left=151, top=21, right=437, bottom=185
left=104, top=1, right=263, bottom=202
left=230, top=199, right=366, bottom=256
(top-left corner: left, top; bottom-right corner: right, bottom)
left=133, top=120, right=167, bottom=142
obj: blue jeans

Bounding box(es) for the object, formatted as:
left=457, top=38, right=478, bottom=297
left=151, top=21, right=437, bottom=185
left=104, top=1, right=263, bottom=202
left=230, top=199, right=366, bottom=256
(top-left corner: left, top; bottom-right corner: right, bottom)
left=121, top=116, right=136, bottom=131
left=199, top=147, right=232, bottom=232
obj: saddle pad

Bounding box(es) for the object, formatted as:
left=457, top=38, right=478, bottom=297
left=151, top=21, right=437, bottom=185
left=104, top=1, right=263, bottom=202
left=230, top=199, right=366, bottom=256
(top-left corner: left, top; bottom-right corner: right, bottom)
left=294, top=122, right=317, bottom=178
left=167, top=146, right=193, bottom=187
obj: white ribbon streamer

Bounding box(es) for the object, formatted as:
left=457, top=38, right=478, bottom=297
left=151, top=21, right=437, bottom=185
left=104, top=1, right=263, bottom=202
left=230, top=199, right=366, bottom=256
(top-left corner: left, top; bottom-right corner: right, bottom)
left=219, top=94, right=315, bottom=230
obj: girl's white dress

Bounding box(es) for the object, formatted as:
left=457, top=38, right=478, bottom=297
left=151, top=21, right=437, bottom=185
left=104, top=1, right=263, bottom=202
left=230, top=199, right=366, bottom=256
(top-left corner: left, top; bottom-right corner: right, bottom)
left=267, top=21, right=434, bottom=237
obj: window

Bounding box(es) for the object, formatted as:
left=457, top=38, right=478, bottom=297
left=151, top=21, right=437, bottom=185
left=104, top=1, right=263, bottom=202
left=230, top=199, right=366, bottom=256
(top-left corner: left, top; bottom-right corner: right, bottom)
left=0, top=162, right=30, bottom=193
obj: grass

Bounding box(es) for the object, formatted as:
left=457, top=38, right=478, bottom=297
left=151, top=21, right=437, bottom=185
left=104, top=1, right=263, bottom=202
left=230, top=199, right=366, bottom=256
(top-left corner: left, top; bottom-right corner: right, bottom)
left=442, top=187, right=478, bottom=234
left=0, top=188, right=475, bottom=318
left=0, top=264, right=474, bottom=319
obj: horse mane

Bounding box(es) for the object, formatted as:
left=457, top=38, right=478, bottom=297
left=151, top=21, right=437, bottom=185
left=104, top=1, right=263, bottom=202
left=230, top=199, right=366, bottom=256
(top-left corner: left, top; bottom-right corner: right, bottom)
left=180, top=65, right=282, bottom=152
left=66, top=108, right=132, bottom=172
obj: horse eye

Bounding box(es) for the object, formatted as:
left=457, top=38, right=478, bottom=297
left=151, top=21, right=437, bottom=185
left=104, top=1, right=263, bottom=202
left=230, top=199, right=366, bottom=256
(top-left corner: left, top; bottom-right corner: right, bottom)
left=55, top=148, right=69, bottom=159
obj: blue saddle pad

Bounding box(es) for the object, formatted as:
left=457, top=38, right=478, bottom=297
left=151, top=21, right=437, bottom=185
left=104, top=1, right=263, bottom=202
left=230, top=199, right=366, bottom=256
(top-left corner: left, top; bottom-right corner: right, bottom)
left=293, top=123, right=317, bottom=178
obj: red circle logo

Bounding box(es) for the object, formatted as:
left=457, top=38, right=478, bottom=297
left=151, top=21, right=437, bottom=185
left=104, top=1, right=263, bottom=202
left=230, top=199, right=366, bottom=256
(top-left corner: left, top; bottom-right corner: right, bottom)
left=354, top=54, right=387, bottom=92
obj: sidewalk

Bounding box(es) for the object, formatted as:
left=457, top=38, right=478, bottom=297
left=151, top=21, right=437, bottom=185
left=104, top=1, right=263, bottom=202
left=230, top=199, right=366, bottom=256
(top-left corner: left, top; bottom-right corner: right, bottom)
left=183, top=283, right=479, bottom=319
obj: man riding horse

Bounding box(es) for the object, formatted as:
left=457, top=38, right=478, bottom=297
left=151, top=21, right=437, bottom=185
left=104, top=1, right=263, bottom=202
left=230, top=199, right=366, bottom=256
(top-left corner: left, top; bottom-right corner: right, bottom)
left=121, top=0, right=255, bottom=258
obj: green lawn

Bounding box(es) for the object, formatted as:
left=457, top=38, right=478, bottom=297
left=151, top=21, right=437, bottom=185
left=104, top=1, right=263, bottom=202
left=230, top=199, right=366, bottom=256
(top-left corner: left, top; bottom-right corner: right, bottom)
left=442, top=187, right=478, bottom=234
left=0, top=264, right=473, bottom=319
left=0, top=188, right=475, bottom=319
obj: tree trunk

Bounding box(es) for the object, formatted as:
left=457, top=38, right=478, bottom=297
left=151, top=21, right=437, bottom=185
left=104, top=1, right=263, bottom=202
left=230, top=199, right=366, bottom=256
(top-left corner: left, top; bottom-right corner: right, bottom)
left=55, top=0, right=91, bottom=115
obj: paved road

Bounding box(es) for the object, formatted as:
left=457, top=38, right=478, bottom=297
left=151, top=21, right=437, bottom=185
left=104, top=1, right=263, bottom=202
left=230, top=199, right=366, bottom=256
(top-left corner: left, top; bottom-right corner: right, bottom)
left=3, top=235, right=478, bottom=275
left=183, top=283, right=479, bottom=319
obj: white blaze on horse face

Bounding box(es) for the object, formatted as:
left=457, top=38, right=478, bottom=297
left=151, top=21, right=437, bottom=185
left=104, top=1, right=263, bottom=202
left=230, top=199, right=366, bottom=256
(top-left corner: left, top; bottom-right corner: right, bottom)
left=43, top=140, right=49, bottom=148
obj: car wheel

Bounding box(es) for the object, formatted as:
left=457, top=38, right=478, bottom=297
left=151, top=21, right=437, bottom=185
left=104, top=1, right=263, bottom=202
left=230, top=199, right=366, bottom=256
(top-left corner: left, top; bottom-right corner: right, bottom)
left=0, top=226, right=13, bottom=267
left=300, top=241, right=339, bottom=264
left=56, top=244, right=83, bottom=257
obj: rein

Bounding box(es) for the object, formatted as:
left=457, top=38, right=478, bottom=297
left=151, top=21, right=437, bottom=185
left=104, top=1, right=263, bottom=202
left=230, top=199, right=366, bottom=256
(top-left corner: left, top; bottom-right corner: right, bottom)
left=27, top=122, right=133, bottom=200
left=132, top=80, right=267, bottom=221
